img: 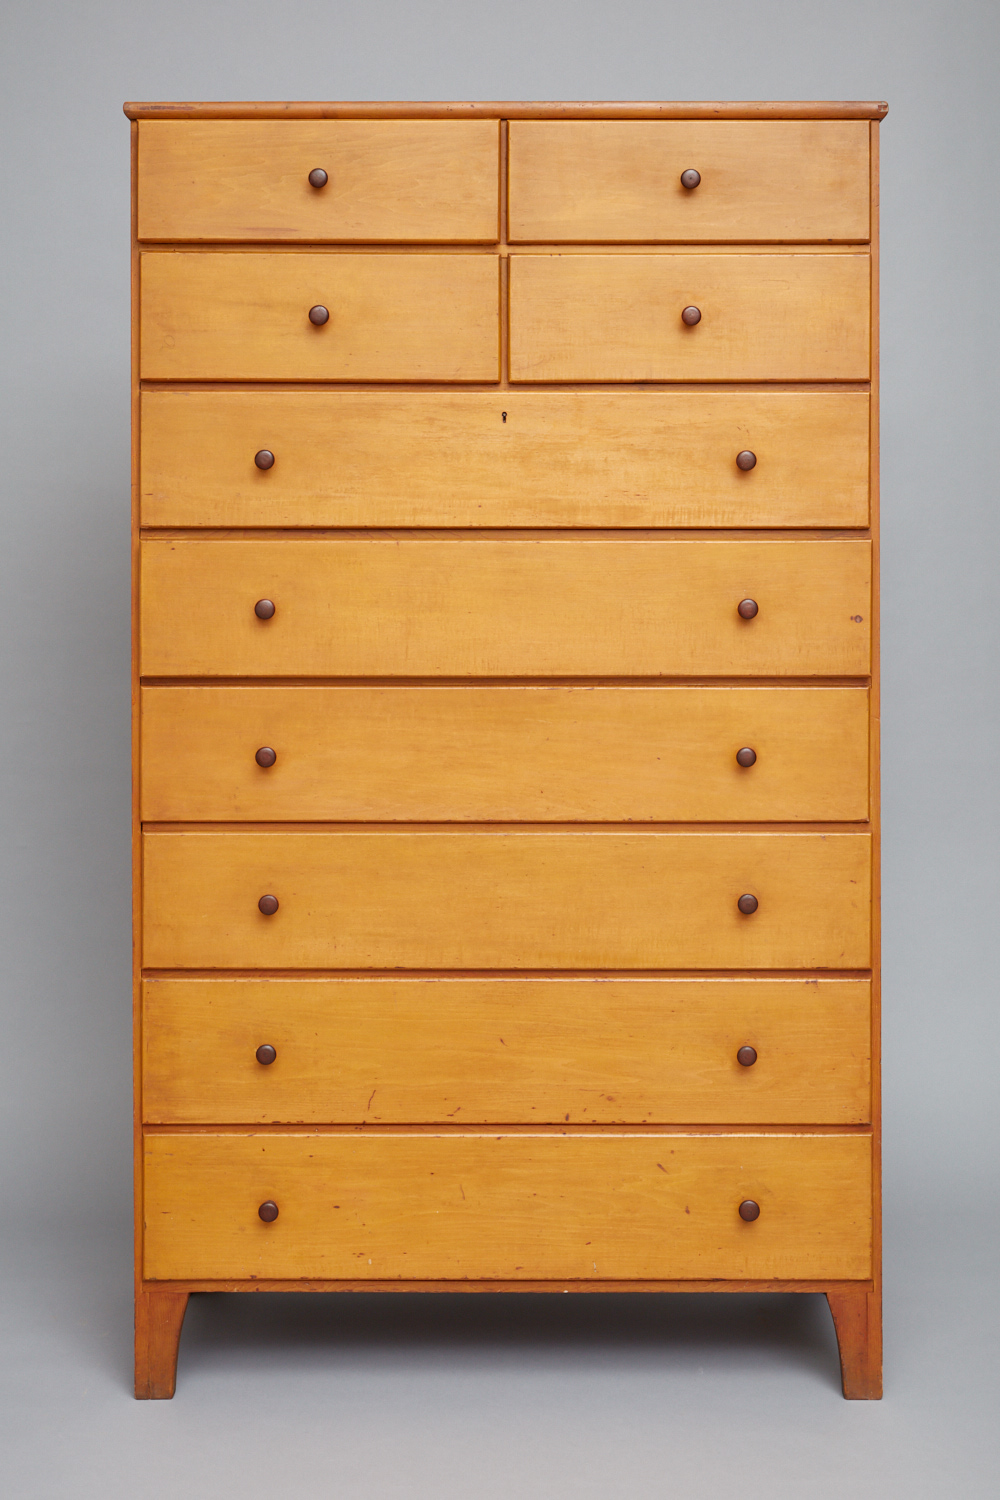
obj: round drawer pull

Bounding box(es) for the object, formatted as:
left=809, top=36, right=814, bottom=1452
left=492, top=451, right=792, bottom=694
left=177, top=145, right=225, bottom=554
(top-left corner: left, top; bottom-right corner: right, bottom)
left=680, top=168, right=701, bottom=189
left=258, top=894, right=279, bottom=916
left=255, top=1044, right=277, bottom=1066
left=737, top=893, right=759, bottom=915
left=254, top=599, right=276, bottom=620
left=738, top=1199, right=761, bottom=1222
left=736, top=1045, right=758, bottom=1067
left=736, top=450, right=757, bottom=471
left=308, top=168, right=329, bottom=189
left=735, top=747, right=757, bottom=768
left=737, top=598, right=758, bottom=620
left=255, top=747, right=277, bottom=768
left=681, top=305, right=702, bottom=326
left=254, top=449, right=275, bottom=470
left=258, top=1200, right=279, bottom=1222
left=308, top=305, right=330, bottom=326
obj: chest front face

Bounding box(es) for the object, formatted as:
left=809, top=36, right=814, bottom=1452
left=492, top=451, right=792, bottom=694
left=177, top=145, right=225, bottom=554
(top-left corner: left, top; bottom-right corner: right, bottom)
left=130, top=100, right=882, bottom=1400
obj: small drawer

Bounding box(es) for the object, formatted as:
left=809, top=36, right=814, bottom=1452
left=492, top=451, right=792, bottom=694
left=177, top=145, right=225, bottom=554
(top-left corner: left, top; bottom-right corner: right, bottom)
left=142, top=976, right=872, bottom=1126
left=139, top=538, right=872, bottom=679
left=141, top=829, right=871, bottom=970
left=140, top=685, right=871, bottom=823
left=139, top=388, right=871, bottom=529
left=508, top=121, right=870, bottom=243
left=139, top=252, right=499, bottom=381
left=142, top=1131, right=873, bottom=1281
left=509, top=253, right=870, bottom=382
left=138, top=119, right=499, bottom=242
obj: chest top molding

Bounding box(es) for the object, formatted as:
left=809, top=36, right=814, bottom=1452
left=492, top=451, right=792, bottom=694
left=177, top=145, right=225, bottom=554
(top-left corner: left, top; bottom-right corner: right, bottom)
left=124, top=100, right=890, bottom=122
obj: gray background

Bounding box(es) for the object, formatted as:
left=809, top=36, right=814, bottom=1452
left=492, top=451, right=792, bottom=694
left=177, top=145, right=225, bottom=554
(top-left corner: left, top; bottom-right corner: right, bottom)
left=2, top=0, right=998, bottom=1494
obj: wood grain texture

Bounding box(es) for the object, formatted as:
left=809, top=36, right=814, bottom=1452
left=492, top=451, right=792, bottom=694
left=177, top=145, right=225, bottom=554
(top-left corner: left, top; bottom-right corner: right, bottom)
left=509, top=254, right=870, bottom=382
left=141, top=830, right=872, bottom=970
left=827, top=1286, right=882, bottom=1398
left=134, top=1287, right=189, bottom=1399
left=138, top=120, right=499, bottom=242
left=142, top=1131, right=873, bottom=1281
left=142, top=976, right=872, bottom=1125
left=139, top=253, right=500, bottom=381
left=139, top=389, right=871, bottom=529
left=509, top=122, right=869, bottom=242
left=140, top=685, right=870, bottom=822
left=124, top=102, right=891, bottom=122
left=867, top=119, right=883, bottom=1380
left=139, top=538, right=872, bottom=679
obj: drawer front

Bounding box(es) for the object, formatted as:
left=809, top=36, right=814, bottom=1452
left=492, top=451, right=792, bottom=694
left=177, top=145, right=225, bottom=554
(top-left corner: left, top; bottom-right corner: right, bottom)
left=140, top=389, right=870, bottom=529
left=142, top=831, right=871, bottom=970
left=508, top=121, right=870, bottom=243
left=138, top=119, right=500, bottom=242
left=509, top=254, right=870, bottom=382
left=139, top=253, right=499, bottom=381
left=140, top=686, right=870, bottom=822
left=142, top=977, right=872, bottom=1126
left=139, top=539, right=871, bottom=679
left=143, top=1132, right=873, bottom=1281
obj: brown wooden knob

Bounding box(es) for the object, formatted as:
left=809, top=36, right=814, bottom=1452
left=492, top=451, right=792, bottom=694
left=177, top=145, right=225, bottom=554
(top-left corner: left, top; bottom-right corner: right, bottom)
left=254, top=599, right=276, bottom=620
left=308, top=168, right=328, bottom=188
left=736, top=747, right=757, bottom=768
left=738, top=1199, right=761, bottom=1222
left=254, top=449, right=275, bottom=471
left=680, top=169, right=701, bottom=189
left=256, top=1044, right=277, bottom=1065
left=258, top=894, right=279, bottom=916
left=308, top=305, right=330, bottom=325
left=258, top=1200, right=279, bottom=1222
left=737, top=1045, right=758, bottom=1067
left=255, top=747, right=277, bottom=768
left=737, top=598, right=758, bottom=619
left=681, top=305, right=702, bottom=326
left=736, top=450, right=757, bottom=471
left=737, top=893, right=759, bottom=915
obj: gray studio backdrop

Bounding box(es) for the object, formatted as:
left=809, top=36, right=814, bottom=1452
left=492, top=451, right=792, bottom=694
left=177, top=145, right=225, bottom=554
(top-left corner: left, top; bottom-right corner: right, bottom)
left=1, top=1, right=998, bottom=1496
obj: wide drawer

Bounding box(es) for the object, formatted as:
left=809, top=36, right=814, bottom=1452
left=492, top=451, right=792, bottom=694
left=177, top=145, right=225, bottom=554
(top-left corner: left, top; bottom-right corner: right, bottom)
left=137, top=120, right=500, bottom=242
left=139, top=253, right=499, bottom=381
left=508, top=121, right=870, bottom=243
left=141, top=830, right=871, bottom=970
left=142, top=1131, right=873, bottom=1281
left=142, top=976, right=872, bottom=1126
left=509, top=254, right=870, bottom=382
left=140, top=686, right=870, bottom=822
left=139, top=539, right=872, bottom=679
left=139, top=389, right=870, bottom=529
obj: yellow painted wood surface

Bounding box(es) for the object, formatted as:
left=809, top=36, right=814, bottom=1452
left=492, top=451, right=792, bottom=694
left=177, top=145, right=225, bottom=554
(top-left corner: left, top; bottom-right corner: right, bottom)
left=140, top=685, right=870, bottom=822
left=508, top=121, right=870, bottom=242
left=139, top=253, right=500, bottom=381
left=138, top=119, right=500, bottom=242
left=139, top=539, right=872, bottom=679
left=509, top=254, right=870, bottom=381
left=139, top=388, right=870, bottom=529
left=141, top=830, right=872, bottom=970
left=142, top=1131, right=873, bottom=1281
left=142, top=976, right=872, bottom=1125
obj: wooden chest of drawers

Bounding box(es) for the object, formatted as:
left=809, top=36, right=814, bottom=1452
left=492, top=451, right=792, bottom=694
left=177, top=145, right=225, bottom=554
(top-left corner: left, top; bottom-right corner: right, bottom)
left=128, top=98, right=885, bottom=1399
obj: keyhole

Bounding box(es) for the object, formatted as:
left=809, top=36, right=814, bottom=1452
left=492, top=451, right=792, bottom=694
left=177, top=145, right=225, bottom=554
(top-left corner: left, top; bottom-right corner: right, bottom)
left=502, top=412, right=507, bottom=423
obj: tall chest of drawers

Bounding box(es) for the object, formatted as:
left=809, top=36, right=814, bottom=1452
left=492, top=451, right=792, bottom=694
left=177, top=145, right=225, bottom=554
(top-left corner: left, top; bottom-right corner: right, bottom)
left=127, top=99, right=885, bottom=1399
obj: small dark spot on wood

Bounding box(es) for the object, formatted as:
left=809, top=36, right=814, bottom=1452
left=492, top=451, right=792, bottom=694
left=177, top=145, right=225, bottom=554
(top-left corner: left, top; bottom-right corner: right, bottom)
left=685, top=1205, right=690, bottom=1214
left=657, top=1163, right=666, bottom=1172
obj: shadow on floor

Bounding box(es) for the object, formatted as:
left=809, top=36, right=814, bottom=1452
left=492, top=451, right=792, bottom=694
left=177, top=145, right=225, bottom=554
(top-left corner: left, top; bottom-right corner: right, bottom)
left=175, top=1289, right=844, bottom=1393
